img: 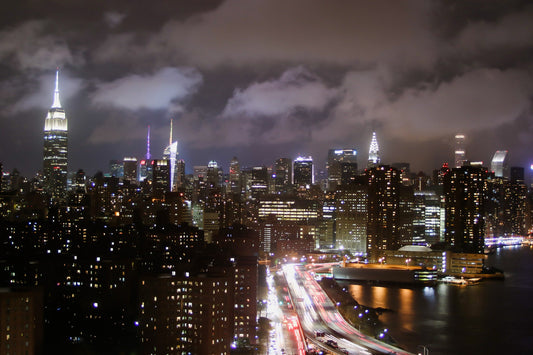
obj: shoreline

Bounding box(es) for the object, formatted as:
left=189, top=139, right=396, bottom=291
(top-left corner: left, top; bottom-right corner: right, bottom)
left=318, top=277, right=401, bottom=348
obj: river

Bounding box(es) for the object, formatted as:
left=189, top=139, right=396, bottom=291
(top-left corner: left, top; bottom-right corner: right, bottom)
left=344, top=245, right=533, bottom=355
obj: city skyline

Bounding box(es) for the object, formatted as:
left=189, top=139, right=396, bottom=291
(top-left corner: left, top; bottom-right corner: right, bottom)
left=1, top=0, right=533, bottom=176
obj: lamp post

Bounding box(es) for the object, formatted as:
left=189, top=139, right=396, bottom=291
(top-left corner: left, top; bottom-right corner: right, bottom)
left=418, top=345, right=429, bottom=355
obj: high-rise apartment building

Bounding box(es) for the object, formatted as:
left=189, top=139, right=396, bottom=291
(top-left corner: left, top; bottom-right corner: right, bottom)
left=486, top=176, right=528, bottom=238
left=444, top=165, right=486, bottom=253
left=335, top=179, right=368, bottom=254
left=214, top=225, right=259, bottom=344
left=139, top=273, right=234, bottom=354
left=0, top=288, right=43, bottom=355
left=43, top=70, right=68, bottom=202
left=366, top=165, right=401, bottom=261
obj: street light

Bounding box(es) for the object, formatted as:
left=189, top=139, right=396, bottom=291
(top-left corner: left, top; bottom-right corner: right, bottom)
left=418, top=345, right=429, bottom=355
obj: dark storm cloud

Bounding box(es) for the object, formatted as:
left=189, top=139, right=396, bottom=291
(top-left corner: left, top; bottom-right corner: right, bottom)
left=0, top=20, right=81, bottom=70
left=0, top=0, right=532, bottom=176
left=95, top=0, right=437, bottom=69
left=455, top=5, right=533, bottom=53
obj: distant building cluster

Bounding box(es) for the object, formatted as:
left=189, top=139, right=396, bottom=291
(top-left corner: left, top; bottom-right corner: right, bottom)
left=0, top=72, right=532, bottom=353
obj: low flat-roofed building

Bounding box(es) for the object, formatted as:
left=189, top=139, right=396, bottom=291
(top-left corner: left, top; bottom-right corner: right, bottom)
left=382, top=245, right=485, bottom=275
left=447, top=252, right=484, bottom=275
left=383, top=245, right=446, bottom=272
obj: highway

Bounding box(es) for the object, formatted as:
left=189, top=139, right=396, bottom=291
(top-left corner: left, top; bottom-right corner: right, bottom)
left=265, top=267, right=306, bottom=355
left=282, top=263, right=414, bottom=355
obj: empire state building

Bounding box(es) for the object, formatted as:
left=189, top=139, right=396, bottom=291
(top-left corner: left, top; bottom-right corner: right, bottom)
left=43, top=70, right=68, bottom=202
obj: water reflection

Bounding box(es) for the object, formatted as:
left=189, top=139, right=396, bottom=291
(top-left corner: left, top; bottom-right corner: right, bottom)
left=372, top=286, right=388, bottom=308
left=342, top=247, right=533, bottom=354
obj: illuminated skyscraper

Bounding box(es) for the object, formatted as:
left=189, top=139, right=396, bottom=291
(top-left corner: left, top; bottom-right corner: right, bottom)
left=454, top=134, right=466, bottom=168
left=152, top=159, right=170, bottom=199
left=444, top=165, right=486, bottom=254
left=163, top=119, right=179, bottom=191
left=366, top=165, right=401, bottom=261
left=123, top=157, right=138, bottom=183
left=274, top=158, right=292, bottom=194
left=367, top=132, right=380, bottom=168
left=176, top=159, right=186, bottom=188
left=412, top=190, right=441, bottom=246
left=327, top=149, right=358, bottom=191
left=229, top=156, right=241, bottom=194
left=490, top=150, right=509, bottom=179
left=43, top=70, right=68, bottom=202
left=145, top=125, right=151, bottom=160
left=109, top=159, right=123, bottom=178
left=250, top=166, right=269, bottom=199
left=293, top=156, right=314, bottom=188
left=335, top=178, right=367, bottom=254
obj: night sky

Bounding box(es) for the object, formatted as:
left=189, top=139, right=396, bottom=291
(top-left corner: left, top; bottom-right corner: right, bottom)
left=1, top=0, right=532, bottom=177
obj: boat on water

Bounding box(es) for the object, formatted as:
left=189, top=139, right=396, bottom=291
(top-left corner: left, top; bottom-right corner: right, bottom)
left=440, top=276, right=481, bottom=286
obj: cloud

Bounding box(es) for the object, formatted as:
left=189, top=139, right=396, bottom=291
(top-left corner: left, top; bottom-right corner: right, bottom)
left=455, top=5, right=533, bottom=53
left=301, top=66, right=533, bottom=149
left=378, top=68, right=533, bottom=139
left=0, top=20, right=80, bottom=70
left=104, top=11, right=127, bottom=28
left=91, top=67, right=203, bottom=110
left=177, top=66, right=533, bottom=155
left=10, top=71, right=85, bottom=113
left=222, top=66, right=338, bottom=117
left=96, top=0, right=437, bottom=69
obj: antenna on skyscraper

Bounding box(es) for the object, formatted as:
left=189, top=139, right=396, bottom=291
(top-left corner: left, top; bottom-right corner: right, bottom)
left=51, top=67, right=62, bottom=109
left=146, top=125, right=151, bottom=160
left=169, top=118, right=173, bottom=146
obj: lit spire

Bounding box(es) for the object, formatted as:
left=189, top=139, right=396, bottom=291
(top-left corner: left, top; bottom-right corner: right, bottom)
left=146, top=125, right=151, bottom=160
left=51, top=68, right=62, bottom=109
left=169, top=118, right=173, bottom=146
left=368, top=131, right=380, bottom=166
